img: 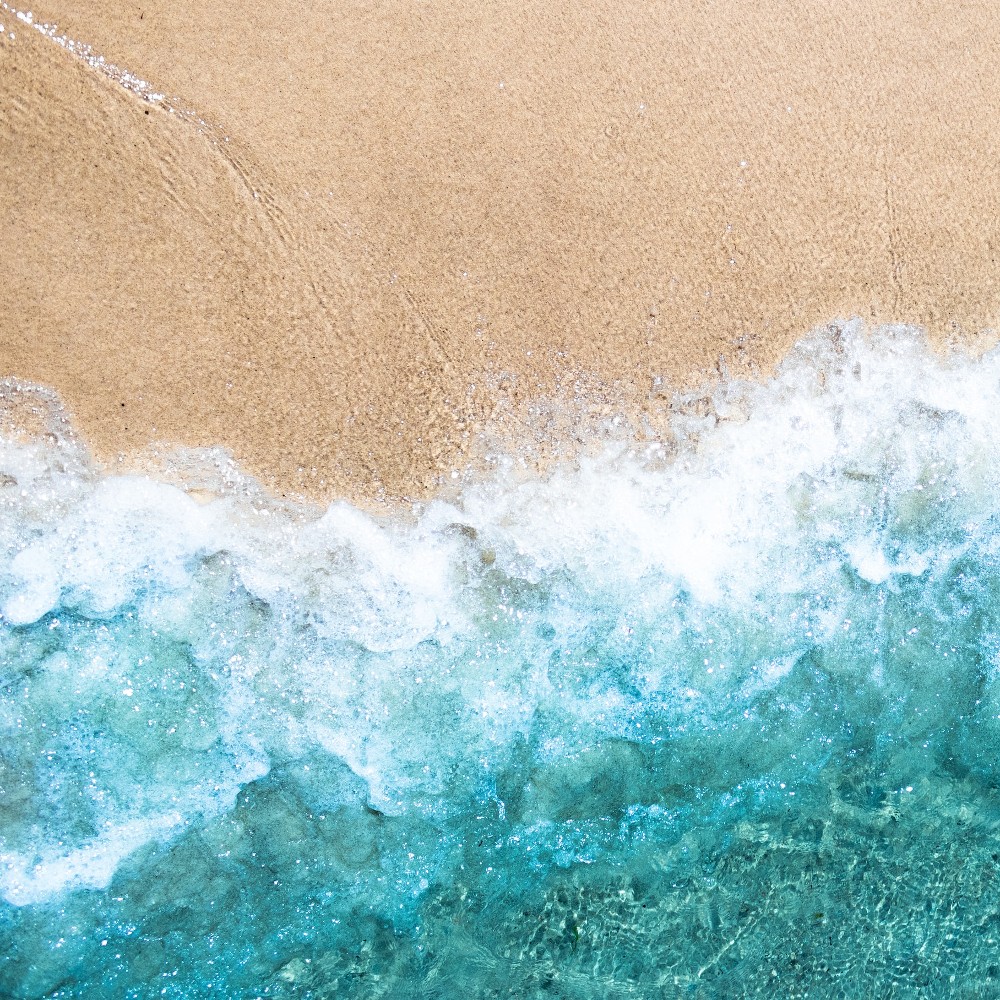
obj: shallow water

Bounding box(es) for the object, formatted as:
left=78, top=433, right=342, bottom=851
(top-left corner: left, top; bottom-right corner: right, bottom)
left=4, top=323, right=1000, bottom=997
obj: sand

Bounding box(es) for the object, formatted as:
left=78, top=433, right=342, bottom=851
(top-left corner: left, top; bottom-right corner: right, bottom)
left=3, top=0, right=1000, bottom=503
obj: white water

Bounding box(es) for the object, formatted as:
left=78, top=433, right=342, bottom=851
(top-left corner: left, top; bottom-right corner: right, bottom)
left=4, top=321, right=1000, bottom=997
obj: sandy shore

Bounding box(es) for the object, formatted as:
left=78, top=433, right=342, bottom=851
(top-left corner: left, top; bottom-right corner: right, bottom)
left=3, top=0, right=1000, bottom=503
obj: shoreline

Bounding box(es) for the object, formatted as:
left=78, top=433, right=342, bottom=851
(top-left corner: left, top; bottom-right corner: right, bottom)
left=4, top=318, right=998, bottom=517
left=4, top=1, right=1000, bottom=504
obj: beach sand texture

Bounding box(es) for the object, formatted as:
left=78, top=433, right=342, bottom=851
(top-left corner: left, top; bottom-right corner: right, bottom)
left=3, top=0, right=1000, bottom=502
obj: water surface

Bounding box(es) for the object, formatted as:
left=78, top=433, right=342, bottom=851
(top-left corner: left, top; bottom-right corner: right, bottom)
left=3, top=325, right=1000, bottom=997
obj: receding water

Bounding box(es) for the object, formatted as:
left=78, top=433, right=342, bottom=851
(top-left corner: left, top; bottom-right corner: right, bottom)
left=4, top=324, right=1000, bottom=997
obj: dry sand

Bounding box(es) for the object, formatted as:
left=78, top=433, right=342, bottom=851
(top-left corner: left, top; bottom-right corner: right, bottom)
left=3, top=0, right=1000, bottom=503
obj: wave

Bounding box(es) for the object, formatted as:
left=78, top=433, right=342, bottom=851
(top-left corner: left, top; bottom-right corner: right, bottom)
left=3, top=321, right=1000, bottom=996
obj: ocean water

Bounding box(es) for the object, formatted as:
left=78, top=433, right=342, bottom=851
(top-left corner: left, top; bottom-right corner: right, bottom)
left=4, top=323, right=1000, bottom=998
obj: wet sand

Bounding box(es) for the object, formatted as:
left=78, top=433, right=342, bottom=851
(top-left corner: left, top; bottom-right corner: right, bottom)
left=3, top=0, right=1000, bottom=502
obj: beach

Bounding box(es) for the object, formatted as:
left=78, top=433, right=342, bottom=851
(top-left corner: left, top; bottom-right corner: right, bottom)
left=4, top=0, right=1000, bottom=501
left=7, top=4, right=1000, bottom=996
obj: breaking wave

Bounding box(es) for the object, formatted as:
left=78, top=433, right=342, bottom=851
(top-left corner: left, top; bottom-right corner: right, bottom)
left=4, top=322, right=1000, bottom=996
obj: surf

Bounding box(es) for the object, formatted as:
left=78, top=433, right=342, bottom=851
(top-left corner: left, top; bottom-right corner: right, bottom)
left=3, top=321, right=1000, bottom=996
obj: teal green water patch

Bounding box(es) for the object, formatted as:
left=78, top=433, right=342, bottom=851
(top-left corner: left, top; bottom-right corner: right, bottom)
left=5, top=325, right=1000, bottom=996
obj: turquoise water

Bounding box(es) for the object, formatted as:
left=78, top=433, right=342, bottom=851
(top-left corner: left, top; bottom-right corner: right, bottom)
left=4, top=325, right=1000, bottom=997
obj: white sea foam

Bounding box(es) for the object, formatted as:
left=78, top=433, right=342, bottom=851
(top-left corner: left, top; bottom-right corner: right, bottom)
left=4, top=321, right=996, bottom=627
left=3, top=320, right=1000, bottom=903
left=0, top=813, right=185, bottom=906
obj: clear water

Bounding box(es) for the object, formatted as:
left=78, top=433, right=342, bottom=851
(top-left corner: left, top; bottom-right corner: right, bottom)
left=4, top=323, right=1000, bottom=998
